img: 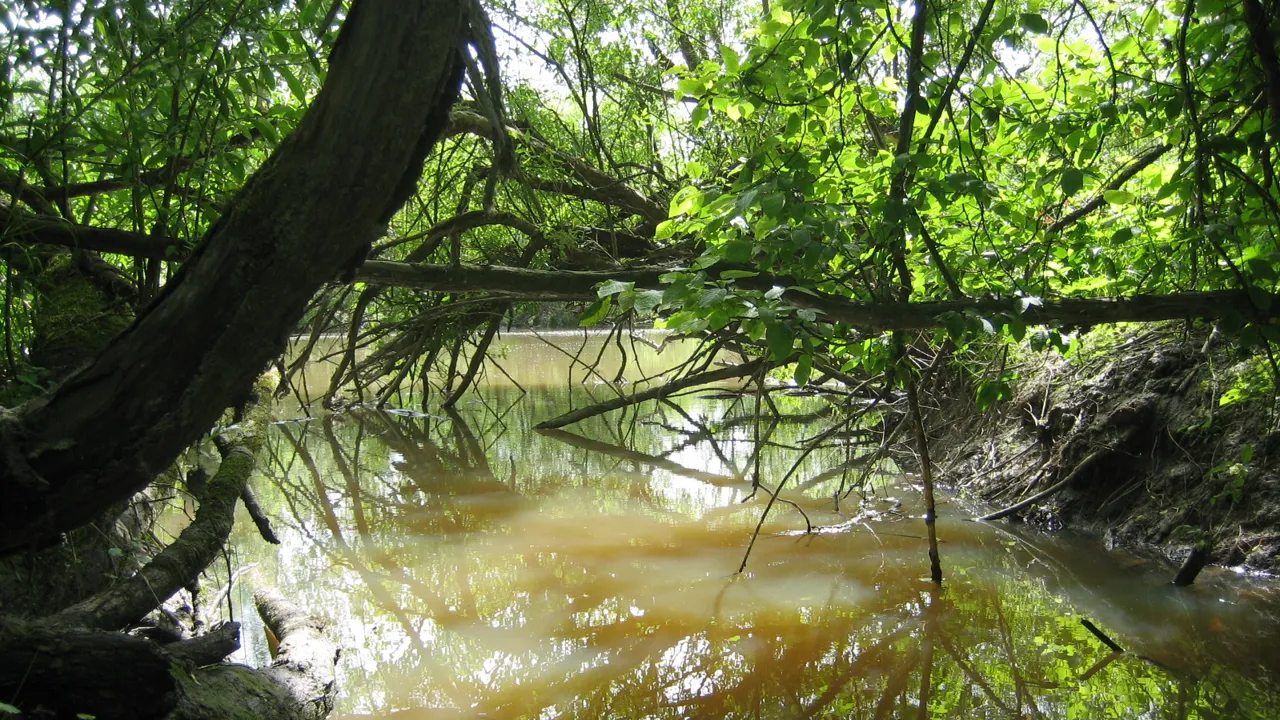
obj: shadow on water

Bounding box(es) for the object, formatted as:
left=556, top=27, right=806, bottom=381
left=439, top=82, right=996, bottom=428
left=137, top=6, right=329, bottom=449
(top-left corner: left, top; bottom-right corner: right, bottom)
left=226, top=375, right=1280, bottom=718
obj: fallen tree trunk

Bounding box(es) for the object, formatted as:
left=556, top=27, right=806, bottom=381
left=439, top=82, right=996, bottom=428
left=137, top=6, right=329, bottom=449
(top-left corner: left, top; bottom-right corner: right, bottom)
left=0, top=619, right=179, bottom=719
left=17, top=214, right=1274, bottom=335
left=251, top=589, right=340, bottom=719
left=356, top=261, right=1280, bottom=331
left=169, top=590, right=338, bottom=720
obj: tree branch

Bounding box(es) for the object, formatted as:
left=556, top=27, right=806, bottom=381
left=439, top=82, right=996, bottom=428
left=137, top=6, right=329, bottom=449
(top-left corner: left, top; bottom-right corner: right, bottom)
left=0, top=206, right=178, bottom=259
left=1045, top=143, right=1172, bottom=234
left=534, top=359, right=767, bottom=429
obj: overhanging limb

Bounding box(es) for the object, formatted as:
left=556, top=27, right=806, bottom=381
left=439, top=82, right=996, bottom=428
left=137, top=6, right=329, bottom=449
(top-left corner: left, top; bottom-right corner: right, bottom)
left=356, top=260, right=1280, bottom=331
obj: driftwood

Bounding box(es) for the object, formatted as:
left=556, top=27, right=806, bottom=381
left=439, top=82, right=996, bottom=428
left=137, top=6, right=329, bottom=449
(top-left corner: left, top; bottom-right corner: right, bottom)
left=164, top=620, right=243, bottom=668
left=1172, top=542, right=1210, bottom=586
left=168, top=590, right=338, bottom=720
left=253, top=589, right=340, bottom=719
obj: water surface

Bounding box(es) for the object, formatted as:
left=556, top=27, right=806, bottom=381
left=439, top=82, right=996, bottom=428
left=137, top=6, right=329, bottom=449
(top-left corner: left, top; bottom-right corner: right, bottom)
left=222, top=332, right=1280, bottom=719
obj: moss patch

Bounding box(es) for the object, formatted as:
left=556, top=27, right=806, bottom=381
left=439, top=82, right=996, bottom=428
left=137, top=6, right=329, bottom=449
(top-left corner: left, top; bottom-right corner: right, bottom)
left=29, top=256, right=133, bottom=376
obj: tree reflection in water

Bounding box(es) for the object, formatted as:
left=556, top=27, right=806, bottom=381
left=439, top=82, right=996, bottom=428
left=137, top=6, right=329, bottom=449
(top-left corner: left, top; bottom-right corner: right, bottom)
left=231, top=388, right=1280, bottom=719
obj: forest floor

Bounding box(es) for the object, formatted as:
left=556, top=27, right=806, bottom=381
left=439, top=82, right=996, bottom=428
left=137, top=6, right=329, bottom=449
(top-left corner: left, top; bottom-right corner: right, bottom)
left=933, top=325, right=1280, bottom=575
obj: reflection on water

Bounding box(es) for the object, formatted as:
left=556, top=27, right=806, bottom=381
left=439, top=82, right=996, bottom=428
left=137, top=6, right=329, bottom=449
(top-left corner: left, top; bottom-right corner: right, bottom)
left=226, top=335, right=1280, bottom=719
left=286, top=329, right=726, bottom=402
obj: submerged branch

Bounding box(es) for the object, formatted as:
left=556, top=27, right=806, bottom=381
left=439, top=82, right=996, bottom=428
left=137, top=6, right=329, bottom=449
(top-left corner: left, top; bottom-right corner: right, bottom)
left=539, top=428, right=742, bottom=486
left=534, top=358, right=766, bottom=429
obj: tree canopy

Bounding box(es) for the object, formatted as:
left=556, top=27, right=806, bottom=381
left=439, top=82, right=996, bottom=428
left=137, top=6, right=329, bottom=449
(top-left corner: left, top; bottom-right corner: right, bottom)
left=1, top=0, right=1278, bottom=535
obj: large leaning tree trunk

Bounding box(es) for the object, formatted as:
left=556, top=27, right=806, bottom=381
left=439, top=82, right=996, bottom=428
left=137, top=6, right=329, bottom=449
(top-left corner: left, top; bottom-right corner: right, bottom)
left=0, top=0, right=466, bottom=556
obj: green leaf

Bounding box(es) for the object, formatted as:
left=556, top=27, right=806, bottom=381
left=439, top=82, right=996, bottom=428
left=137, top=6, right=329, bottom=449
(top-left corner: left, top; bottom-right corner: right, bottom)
left=697, top=287, right=729, bottom=308
left=1142, top=6, right=1161, bottom=34
left=1019, top=12, right=1050, bottom=33
left=633, top=289, right=663, bottom=314
left=299, top=0, right=323, bottom=27
left=1016, top=295, right=1043, bottom=314
left=721, top=240, right=754, bottom=264
left=794, top=353, right=812, bottom=386
left=691, top=103, right=709, bottom=126
left=976, top=380, right=1011, bottom=411
left=784, top=112, right=803, bottom=138
left=597, top=279, right=634, bottom=297
left=718, top=269, right=759, bottom=279
left=250, top=116, right=280, bottom=144
left=579, top=296, right=611, bottom=326
left=1008, top=317, right=1027, bottom=342
left=676, top=77, right=705, bottom=99
left=279, top=66, right=306, bottom=103
left=760, top=192, right=785, bottom=217
left=765, top=321, right=794, bottom=363
left=1061, top=167, right=1084, bottom=197
left=720, top=44, right=741, bottom=74
left=669, top=186, right=704, bottom=216
left=1246, top=257, right=1277, bottom=282
left=941, top=311, right=966, bottom=344
left=1103, top=189, right=1134, bottom=205
left=0, top=701, right=21, bottom=714
left=654, top=219, right=677, bottom=240
left=1246, top=285, right=1272, bottom=312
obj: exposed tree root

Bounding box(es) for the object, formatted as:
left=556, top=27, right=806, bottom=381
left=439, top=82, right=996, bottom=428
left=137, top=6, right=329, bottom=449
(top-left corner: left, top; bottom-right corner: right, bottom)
left=939, top=327, right=1280, bottom=572
left=976, top=428, right=1137, bottom=523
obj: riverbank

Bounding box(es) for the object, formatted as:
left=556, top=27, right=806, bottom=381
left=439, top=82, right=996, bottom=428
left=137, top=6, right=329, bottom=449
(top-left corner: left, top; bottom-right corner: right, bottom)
left=934, top=325, right=1280, bottom=575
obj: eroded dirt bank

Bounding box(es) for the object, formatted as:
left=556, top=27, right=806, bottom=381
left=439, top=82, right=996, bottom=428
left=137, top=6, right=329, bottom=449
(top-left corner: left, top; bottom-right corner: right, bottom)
left=935, top=326, right=1280, bottom=574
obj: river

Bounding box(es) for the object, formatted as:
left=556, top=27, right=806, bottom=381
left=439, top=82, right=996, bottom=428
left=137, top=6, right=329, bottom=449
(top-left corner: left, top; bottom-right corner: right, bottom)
left=219, top=331, right=1280, bottom=718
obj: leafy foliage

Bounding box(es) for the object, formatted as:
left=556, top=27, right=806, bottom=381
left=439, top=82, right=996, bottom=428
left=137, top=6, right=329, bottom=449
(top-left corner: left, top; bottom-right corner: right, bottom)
left=1, top=0, right=1277, bottom=401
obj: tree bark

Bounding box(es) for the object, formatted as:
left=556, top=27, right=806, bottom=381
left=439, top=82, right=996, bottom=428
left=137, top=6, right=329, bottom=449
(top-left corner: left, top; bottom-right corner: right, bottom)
left=1, top=0, right=466, bottom=556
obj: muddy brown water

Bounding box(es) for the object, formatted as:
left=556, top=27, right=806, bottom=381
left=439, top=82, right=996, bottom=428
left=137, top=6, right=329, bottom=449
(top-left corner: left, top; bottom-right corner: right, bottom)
left=221, top=332, right=1280, bottom=718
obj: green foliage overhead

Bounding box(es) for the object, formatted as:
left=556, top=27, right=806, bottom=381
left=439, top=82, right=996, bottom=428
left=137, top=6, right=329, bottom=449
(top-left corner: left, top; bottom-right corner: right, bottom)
left=1, top=0, right=1277, bottom=399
